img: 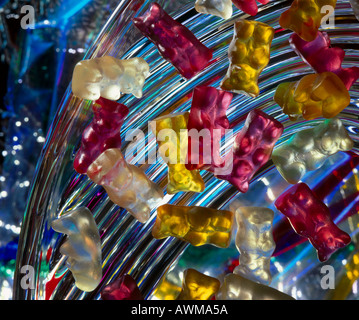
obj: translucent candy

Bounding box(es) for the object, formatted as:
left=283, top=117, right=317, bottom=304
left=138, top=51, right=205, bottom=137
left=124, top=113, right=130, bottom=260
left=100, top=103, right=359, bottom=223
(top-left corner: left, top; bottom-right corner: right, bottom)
left=177, top=268, right=221, bottom=300
left=195, top=0, right=233, bottom=19
left=290, top=31, right=359, bottom=90
left=272, top=118, right=354, bottom=184
left=186, top=86, right=232, bottom=171
left=216, top=273, right=295, bottom=300
left=152, top=204, right=234, bottom=248
left=231, top=0, right=270, bottom=16
left=275, top=183, right=351, bottom=262
left=231, top=206, right=275, bottom=285
left=101, top=274, right=143, bottom=300
left=220, top=19, right=274, bottom=97
left=350, top=0, right=359, bottom=21
left=279, top=0, right=337, bottom=42
left=150, top=112, right=205, bottom=194
left=72, top=56, right=150, bottom=100
left=274, top=72, right=351, bottom=121
left=73, top=98, right=129, bottom=174
left=87, top=148, right=163, bottom=223
left=214, top=109, right=283, bottom=193
left=133, top=2, right=213, bottom=79
left=51, top=207, right=102, bottom=292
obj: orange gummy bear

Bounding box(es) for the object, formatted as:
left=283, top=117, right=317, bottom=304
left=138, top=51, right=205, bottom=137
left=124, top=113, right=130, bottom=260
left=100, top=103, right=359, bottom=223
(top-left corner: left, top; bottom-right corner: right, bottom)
left=274, top=72, right=350, bottom=121
left=279, top=0, right=337, bottom=42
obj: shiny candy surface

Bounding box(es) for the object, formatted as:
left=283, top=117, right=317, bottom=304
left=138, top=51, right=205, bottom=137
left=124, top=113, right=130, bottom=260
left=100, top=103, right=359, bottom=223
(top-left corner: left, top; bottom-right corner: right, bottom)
left=132, top=2, right=213, bottom=79
left=274, top=183, right=351, bottom=262
left=231, top=206, right=275, bottom=285
left=87, top=148, right=163, bottom=223
left=152, top=204, right=234, bottom=248
left=177, top=268, right=221, bottom=300
left=350, top=0, right=359, bottom=21
left=272, top=118, right=354, bottom=184
left=186, top=86, right=232, bottom=171
left=274, top=72, right=351, bottom=121
left=231, top=0, right=270, bottom=16
left=195, top=0, right=233, bottom=19
left=101, top=274, right=144, bottom=300
left=150, top=112, right=205, bottom=194
left=220, top=19, right=274, bottom=97
left=51, top=208, right=102, bottom=292
left=72, top=56, right=150, bottom=100
left=73, top=98, right=129, bottom=174
left=214, top=109, right=283, bottom=193
left=216, top=273, right=295, bottom=300
left=279, top=0, right=337, bottom=42
left=290, top=31, right=359, bottom=90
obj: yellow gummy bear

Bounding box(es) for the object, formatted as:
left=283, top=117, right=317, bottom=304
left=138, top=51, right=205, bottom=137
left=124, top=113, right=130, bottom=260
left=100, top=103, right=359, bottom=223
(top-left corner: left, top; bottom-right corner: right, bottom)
left=220, top=19, right=274, bottom=97
left=152, top=204, right=234, bottom=248
left=150, top=112, right=205, bottom=194
left=279, top=0, right=337, bottom=42
left=176, top=269, right=221, bottom=300
left=274, top=72, right=350, bottom=121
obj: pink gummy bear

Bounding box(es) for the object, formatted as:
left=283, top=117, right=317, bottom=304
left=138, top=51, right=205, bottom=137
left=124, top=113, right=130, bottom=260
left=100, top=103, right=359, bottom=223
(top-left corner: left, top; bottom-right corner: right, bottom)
left=186, top=86, right=232, bottom=171
left=73, top=97, right=129, bottom=174
left=214, top=109, right=283, bottom=193
left=290, top=31, right=359, bottom=90
left=101, top=274, right=144, bottom=300
left=275, top=183, right=351, bottom=262
left=232, top=0, right=270, bottom=16
left=132, top=2, right=213, bottom=79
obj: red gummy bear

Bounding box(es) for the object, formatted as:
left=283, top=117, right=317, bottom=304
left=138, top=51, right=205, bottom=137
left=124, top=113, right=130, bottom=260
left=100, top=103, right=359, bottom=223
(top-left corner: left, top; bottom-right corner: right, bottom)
left=275, top=183, right=351, bottom=262
left=73, top=97, right=129, bottom=174
left=186, top=86, right=232, bottom=171
left=101, top=274, right=144, bottom=300
left=232, top=0, right=270, bottom=16
left=290, top=31, right=359, bottom=90
left=213, top=109, right=283, bottom=193
left=133, top=2, right=213, bottom=79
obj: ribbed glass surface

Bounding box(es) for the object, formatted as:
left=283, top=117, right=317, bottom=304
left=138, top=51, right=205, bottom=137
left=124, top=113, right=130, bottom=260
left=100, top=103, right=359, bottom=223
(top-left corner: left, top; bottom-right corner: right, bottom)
left=13, top=0, right=359, bottom=300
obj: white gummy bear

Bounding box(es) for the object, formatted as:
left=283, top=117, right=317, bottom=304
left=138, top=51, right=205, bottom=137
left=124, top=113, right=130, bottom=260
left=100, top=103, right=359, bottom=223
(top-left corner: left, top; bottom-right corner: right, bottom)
left=231, top=206, right=275, bottom=285
left=71, top=56, right=150, bottom=100
left=216, top=273, right=295, bottom=300
left=272, top=118, right=354, bottom=184
left=51, top=207, right=102, bottom=292
left=87, top=148, right=163, bottom=223
left=195, top=0, right=233, bottom=19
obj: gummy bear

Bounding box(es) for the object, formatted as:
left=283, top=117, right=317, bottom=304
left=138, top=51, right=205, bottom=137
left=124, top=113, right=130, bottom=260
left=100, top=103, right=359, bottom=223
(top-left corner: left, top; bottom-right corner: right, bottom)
left=274, top=183, right=351, bottom=262
left=152, top=204, right=234, bottom=248
left=216, top=273, right=295, bottom=300
left=272, top=118, right=354, bottom=184
left=290, top=31, right=359, bottom=90
left=274, top=72, right=351, bottom=121
left=279, top=0, right=337, bottom=42
left=177, top=268, right=221, bottom=300
left=231, top=205, right=275, bottom=285
left=101, top=274, right=144, bottom=300
left=87, top=148, right=163, bottom=223
left=213, top=109, right=283, bottom=193
left=74, top=98, right=129, bottom=174
left=220, top=19, right=274, bottom=97
left=350, top=0, right=359, bottom=21
left=150, top=112, right=205, bottom=194
left=51, top=207, right=102, bottom=292
left=72, top=56, right=150, bottom=100
left=195, top=0, right=233, bottom=19
left=186, top=86, right=232, bottom=171
left=231, top=0, right=270, bottom=16
left=133, top=2, right=213, bottom=79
